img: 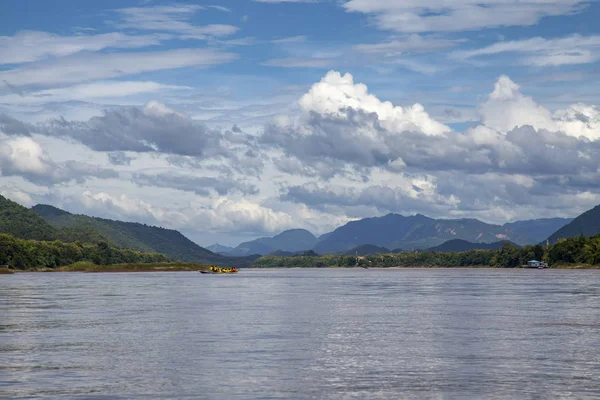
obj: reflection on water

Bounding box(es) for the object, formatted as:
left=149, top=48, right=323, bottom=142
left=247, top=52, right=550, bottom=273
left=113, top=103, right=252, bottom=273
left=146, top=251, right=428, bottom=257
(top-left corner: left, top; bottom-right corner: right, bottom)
left=1, top=269, right=600, bottom=399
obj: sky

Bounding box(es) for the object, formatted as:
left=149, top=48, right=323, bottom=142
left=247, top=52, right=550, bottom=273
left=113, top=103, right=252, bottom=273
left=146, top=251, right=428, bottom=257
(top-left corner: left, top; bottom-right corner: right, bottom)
left=1, top=0, right=600, bottom=247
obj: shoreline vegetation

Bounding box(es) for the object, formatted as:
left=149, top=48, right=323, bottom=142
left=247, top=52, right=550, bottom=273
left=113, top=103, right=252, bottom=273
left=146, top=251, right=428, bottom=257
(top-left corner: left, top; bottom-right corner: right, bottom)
left=2, top=234, right=600, bottom=273
left=251, top=235, right=600, bottom=270
left=4, top=263, right=599, bottom=273
left=23, top=261, right=213, bottom=273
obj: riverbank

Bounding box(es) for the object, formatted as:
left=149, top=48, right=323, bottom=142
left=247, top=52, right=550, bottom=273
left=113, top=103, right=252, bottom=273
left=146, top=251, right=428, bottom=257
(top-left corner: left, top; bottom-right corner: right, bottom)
left=20, top=261, right=213, bottom=273
left=6, top=262, right=599, bottom=273
left=263, top=264, right=600, bottom=269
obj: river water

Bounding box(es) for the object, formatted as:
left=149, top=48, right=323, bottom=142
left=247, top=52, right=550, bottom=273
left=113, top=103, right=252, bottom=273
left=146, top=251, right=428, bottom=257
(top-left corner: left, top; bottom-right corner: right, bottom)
left=1, top=268, right=600, bottom=399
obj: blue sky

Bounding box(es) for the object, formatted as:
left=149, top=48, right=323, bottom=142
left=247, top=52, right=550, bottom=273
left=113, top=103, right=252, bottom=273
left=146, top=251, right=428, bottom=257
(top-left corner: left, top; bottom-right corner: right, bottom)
left=1, top=0, right=600, bottom=246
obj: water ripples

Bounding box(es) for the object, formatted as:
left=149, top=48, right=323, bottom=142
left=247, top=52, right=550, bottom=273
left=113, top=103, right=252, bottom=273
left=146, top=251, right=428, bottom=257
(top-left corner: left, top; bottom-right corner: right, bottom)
left=1, top=269, right=600, bottom=399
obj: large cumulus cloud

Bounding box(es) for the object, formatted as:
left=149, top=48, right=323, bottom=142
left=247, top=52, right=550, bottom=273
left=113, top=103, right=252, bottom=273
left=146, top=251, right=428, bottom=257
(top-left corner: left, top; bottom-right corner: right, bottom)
left=298, top=71, right=449, bottom=136
left=265, top=71, right=600, bottom=178
left=266, top=70, right=600, bottom=221
left=480, top=75, right=600, bottom=140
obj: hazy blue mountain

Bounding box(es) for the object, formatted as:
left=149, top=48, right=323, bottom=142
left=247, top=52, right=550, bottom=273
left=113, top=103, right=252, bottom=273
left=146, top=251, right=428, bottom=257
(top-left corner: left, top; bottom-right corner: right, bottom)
left=314, top=213, right=529, bottom=254
left=207, top=244, right=234, bottom=254
left=228, top=229, right=318, bottom=256
left=428, top=239, right=517, bottom=252
left=317, top=232, right=333, bottom=242
left=344, top=244, right=390, bottom=256
left=547, top=205, right=600, bottom=243
left=503, top=218, right=573, bottom=244
left=314, top=214, right=431, bottom=254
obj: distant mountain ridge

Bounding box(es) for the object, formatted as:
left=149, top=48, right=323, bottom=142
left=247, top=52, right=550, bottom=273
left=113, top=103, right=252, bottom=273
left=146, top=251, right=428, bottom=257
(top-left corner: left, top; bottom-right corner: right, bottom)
left=2, top=192, right=581, bottom=265
left=207, top=244, right=234, bottom=254
left=224, top=213, right=573, bottom=256
left=313, top=213, right=532, bottom=254
left=503, top=218, right=572, bottom=244
left=228, top=229, right=318, bottom=256
left=547, top=205, right=600, bottom=243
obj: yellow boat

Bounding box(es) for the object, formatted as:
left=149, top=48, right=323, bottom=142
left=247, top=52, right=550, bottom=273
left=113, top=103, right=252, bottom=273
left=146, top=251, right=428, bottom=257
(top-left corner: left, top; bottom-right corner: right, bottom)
left=200, top=266, right=238, bottom=274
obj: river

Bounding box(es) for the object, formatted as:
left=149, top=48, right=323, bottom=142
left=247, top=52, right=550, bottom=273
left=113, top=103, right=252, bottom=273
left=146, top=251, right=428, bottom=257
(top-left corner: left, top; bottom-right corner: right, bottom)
left=2, top=268, right=600, bottom=399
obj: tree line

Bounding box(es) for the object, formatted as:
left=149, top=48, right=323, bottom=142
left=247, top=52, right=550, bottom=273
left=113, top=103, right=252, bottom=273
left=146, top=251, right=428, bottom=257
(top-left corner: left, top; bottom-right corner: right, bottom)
left=0, top=234, right=170, bottom=270
left=251, top=235, right=600, bottom=268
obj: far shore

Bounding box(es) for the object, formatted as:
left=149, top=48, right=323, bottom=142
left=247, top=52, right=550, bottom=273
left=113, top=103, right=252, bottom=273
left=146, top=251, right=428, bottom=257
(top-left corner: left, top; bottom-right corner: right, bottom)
left=4, top=263, right=600, bottom=273
left=12, top=262, right=213, bottom=273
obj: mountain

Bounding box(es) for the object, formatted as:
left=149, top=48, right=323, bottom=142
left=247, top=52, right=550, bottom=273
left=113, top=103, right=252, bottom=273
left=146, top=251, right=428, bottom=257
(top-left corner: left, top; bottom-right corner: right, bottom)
left=344, top=244, right=390, bottom=256
left=314, top=214, right=431, bottom=254
left=32, top=204, right=251, bottom=266
left=0, top=195, right=109, bottom=244
left=0, top=196, right=58, bottom=241
left=547, top=205, right=600, bottom=243
left=428, top=239, right=517, bottom=252
left=228, top=229, right=318, bottom=256
left=318, top=232, right=333, bottom=242
left=503, top=218, right=572, bottom=244
left=314, top=213, right=530, bottom=254
left=207, top=244, right=234, bottom=254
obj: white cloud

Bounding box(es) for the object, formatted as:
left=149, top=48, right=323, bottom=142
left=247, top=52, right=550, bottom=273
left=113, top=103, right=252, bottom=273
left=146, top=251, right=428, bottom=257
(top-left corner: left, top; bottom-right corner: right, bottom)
left=298, top=70, right=449, bottom=136
left=207, top=5, right=232, bottom=12
left=0, top=30, right=166, bottom=65
left=190, top=198, right=296, bottom=234
left=389, top=59, right=440, bottom=75
left=479, top=75, right=556, bottom=133
left=343, top=0, right=594, bottom=33
left=453, top=34, right=600, bottom=66
left=115, top=5, right=238, bottom=39
left=554, top=103, right=600, bottom=140
left=72, top=190, right=296, bottom=235
left=262, top=57, right=334, bottom=68
left=353, top=34, right=457, bottom=54
left=271, top=36, right=308, bottom=44
left=0, top=187, right=34, bottom=207
left=0, top=135, right=117, bottom=185
left=480, top=75, right=600, bottom=140
left=0, top=48, right=237, bottom=87
left=79, top=190, right=172, bottom=222
left=0, top=81, right=189, bottom=105
left=0, top=136, right=47, bottom=175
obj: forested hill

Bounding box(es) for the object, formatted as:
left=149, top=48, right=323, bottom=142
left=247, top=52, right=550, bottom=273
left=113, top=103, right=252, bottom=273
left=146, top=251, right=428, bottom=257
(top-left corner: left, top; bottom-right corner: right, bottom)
left=31, top=204, right=247, bottom=266
left=547, top=204, right=600, bottom=244
left=0, top=195, right=109, bottom=244
left=0, top=196, right=57, bottom=241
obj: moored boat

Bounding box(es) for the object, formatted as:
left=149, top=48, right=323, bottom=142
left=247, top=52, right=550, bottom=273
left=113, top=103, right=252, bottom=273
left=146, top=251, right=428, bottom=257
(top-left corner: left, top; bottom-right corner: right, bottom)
left=522, top=260, right=548, bottom=269
left=200, top=266, right=238, bottom=274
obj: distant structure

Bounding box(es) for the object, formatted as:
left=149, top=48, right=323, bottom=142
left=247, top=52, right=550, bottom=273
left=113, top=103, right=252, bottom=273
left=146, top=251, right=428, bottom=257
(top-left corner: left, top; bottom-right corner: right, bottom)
left=524, top=260, right=548, bottom=269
